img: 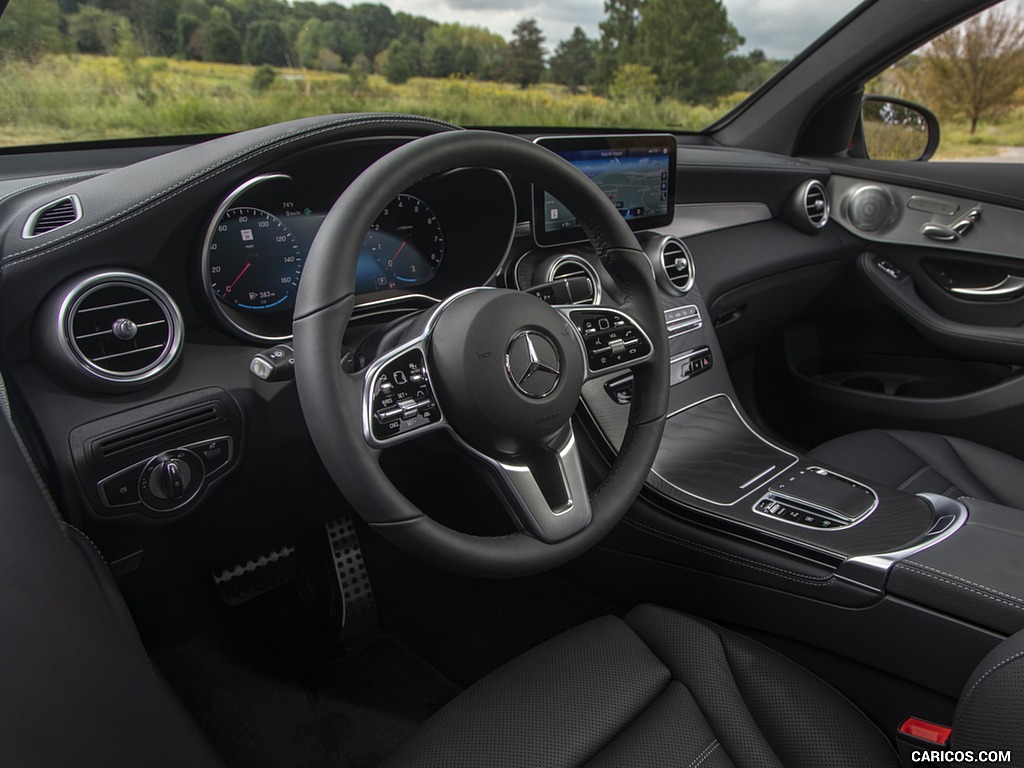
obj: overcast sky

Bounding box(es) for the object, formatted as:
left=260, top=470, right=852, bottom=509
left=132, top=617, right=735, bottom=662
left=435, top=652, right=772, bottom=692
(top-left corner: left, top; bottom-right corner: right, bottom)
left=373, top=0, right=865, bottom=59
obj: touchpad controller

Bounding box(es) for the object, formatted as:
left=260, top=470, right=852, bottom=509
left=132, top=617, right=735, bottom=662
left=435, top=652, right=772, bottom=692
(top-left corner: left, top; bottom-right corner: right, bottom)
left=754, top=467, right=877, bottom=530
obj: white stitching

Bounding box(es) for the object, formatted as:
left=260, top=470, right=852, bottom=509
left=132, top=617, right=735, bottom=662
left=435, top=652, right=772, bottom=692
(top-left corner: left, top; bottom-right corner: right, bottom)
left=0, top=172, right=99, bottom=208
left=686, top=739, right=720, bottom=768
left=959, top=649, right=1024, bottom=716
left=1, top=114, right=456, bottom=267
left=895, top=563, right=1024, bottom=612
left=64, top=522, right=109, bottom=567
left=622, top=517, right=834, bottom=587
left=901, top=560, right=1024, bottom=605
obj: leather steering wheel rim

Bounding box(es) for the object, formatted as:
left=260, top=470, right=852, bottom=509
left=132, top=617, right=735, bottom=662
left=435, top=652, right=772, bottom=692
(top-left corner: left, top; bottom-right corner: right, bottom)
left=293, top=129, right=669, bottom=578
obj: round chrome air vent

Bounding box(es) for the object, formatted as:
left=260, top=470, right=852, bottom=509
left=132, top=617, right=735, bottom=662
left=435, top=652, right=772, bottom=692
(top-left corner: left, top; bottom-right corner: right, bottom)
left=545, top=255, right=602, bottom=304
left=40, top=271, right=183, bottom=390
left=784, top=180, right=830, bottom=234
left=651, top=236, right=694, bottom=294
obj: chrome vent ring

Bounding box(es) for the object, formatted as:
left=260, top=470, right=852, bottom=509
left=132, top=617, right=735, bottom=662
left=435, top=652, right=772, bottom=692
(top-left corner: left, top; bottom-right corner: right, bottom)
left=545, top=255, right=602, bottom=304
left=659, top=237, right=695, bottom=293
left=58, top=272, right=183, bottom=385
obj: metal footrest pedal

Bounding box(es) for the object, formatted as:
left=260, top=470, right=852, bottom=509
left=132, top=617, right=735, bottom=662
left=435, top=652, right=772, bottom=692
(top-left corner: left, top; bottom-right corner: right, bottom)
left=213, top=544, right=296, bottom=606
left=325, top=514, right=379, bottom=645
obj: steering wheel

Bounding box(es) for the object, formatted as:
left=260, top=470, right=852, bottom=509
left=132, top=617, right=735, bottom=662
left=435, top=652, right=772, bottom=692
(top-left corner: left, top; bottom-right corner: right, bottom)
left=293, top=130, right=669, bottom=578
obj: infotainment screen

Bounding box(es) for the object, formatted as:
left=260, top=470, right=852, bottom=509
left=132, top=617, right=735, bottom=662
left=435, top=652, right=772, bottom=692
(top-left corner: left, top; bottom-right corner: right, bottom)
left=532, top=134, right=676, bottom=246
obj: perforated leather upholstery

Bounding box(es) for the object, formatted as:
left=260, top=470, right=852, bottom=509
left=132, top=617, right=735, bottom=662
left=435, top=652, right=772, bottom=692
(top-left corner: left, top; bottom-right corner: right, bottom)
left=379, top=605, right=900, bottom=768
left=810, top=429, right=1024, bottom=508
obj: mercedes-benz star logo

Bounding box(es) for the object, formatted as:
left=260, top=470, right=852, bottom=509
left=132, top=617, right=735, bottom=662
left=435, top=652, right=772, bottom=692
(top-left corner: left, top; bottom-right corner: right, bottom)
left=505, top=331, right=561, bottom=399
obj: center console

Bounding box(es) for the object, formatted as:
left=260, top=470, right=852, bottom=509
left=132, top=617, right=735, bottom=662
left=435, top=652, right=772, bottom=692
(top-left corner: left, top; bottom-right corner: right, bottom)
left=574, top=229, right=1024, bottom=701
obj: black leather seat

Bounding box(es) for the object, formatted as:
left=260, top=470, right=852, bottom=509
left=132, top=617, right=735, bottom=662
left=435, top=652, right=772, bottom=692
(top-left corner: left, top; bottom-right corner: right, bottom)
left=810, top=429, right=1024, bottom=508
left=380, top=605, right=901, bottom=768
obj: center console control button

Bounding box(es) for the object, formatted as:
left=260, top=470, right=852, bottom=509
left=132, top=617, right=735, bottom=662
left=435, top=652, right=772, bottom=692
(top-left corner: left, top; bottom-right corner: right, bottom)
left=671, top=346, right=713, bottom=386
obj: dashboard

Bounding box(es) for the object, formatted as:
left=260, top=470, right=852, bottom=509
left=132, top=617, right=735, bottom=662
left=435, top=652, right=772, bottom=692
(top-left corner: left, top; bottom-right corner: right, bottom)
left=0, top=114, right=841, bottom=598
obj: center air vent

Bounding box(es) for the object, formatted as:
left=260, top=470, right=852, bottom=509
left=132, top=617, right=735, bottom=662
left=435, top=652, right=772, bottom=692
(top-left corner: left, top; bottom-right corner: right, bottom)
left=785, top=180, right=830, bottom=234
left=22, top=195, right=82, bottom=238
left=658, top=237, right=695, bottom=293
left=39, top=271, right=184, bottom=391
left=545, top=256, right=601, bottom=304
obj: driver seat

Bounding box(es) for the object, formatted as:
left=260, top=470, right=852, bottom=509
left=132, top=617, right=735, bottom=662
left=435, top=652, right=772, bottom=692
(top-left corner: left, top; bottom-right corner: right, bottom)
left=380, top=604, right=901, bottom=768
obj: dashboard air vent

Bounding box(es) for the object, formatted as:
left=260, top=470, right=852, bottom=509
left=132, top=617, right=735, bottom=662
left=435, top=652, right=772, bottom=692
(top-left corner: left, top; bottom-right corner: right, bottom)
left=89, top=401, right=226, bottom=462
left=545, top=256, right=601, bottom=304
left=785, top=180, right=830, bottom=234
left=804, top=181, right=829, bottom=227
left=60, top=273, right=183, bottom=385
left=659, top=237, right=695, bottom=293
left=23, top=195, right=82, bottom=238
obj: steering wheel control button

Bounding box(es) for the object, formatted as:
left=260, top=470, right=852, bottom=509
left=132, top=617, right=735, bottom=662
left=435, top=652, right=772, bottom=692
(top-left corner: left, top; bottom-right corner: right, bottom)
left=664, top=305, right=702, bottom=337
left=567, top=309, right=653, bottom=374
left=138, top=449, right=205, bottom=513
left=368, top=349, right=440, bottom=444
left=506, top=331, right=561, bottom=398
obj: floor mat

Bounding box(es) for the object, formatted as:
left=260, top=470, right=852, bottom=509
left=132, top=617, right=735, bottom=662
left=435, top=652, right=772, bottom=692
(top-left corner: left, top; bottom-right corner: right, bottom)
left=151, top=598, right=459, bottom=768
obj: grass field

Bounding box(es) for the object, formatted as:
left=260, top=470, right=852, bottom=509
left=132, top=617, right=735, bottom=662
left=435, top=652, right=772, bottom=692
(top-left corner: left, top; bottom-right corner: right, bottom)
left=0, top=54, right=740, bottom=146
left=1, top=54, right=1021, bottom=159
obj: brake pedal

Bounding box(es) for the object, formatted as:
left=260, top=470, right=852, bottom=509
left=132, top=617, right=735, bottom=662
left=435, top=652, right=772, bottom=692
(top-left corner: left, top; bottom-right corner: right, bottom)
left=213, top=544, right=296, bottom=606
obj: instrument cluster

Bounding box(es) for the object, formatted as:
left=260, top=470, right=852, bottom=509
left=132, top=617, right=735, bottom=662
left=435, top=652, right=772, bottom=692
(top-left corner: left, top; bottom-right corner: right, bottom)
left=200, top=141, right=516, bottom=342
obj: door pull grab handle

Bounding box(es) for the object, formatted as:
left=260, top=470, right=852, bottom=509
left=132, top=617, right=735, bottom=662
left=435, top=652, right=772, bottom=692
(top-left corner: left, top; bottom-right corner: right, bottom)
left=950, top=274, right=1024, bottom=298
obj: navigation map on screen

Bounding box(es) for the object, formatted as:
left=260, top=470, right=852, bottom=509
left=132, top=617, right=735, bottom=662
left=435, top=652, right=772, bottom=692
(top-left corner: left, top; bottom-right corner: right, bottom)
left=533, top=135, right=676, bottom=246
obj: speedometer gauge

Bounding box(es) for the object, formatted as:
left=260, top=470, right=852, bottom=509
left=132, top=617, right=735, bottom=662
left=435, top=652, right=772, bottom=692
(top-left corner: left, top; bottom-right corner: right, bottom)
left=208, top=207, right=302, bottom=312
left=362, top=194, right=444, bottom=291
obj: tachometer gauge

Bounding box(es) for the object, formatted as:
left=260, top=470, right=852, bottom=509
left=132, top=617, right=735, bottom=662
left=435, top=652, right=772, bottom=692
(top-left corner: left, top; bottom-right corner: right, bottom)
left=363, top=194, right=444, bottom=291
left=208, top=207, right=303, bottom=312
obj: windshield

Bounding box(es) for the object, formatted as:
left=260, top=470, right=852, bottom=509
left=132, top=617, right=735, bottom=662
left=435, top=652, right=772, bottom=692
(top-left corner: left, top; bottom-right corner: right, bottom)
left=0, top=0, right=861, bottom=148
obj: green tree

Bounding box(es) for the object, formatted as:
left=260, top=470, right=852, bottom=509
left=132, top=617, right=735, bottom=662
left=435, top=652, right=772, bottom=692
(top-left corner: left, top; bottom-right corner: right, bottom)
left=423, top=23, right=506, bottom=79
left=69, top=6, right=134, bottom=55
left=199, top=7, right=242, bottom=63
left=251, top=63, right=277, bottom=91
left=428, top=44, right=458, bottom=78
left=0, top=0, right=64, bottom=61
left=380, top=35, right=422, bottom=83
left=596, top=0, right=642, bottom=91
left=177, top=12, right=203, bottom=58
left=503, top=17, right=545, bottom=88
left=549, top=26, right=597, bottom=93
left=609, top=63, right=659, bottom=101
left=917, top=4, right=1024, bottom=133
left=348, top=3, right=400, bottom=62
left=636, top=0, right=743, bottom=102
left=244, top=20, right=289, bottom=66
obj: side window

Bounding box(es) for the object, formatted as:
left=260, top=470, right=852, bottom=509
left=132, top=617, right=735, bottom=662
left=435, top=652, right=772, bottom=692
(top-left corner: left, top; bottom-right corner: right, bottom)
left=861, top=0, right=1024, bottom=162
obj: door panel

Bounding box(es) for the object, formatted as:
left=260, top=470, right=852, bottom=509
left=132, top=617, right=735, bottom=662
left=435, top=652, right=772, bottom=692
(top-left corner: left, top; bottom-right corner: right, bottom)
left=760, top=166, right=1024, bottom=455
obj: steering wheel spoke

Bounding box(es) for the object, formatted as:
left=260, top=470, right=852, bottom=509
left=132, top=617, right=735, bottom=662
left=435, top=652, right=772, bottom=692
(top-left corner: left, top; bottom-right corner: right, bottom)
left=557, top=306, right=654, bottom=381
left=463, top=427, right=592, bottom=544
left=362, top=338, right=446, bottom=448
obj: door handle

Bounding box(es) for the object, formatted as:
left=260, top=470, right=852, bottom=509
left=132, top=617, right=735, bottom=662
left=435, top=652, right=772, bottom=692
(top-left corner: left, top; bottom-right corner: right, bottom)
left=949, top=274, right=1024, bottom=299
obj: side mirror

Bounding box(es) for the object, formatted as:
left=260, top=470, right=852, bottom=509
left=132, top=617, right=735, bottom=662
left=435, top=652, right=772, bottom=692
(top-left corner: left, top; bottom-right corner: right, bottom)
left=855, top=95, right=940, bottom=161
